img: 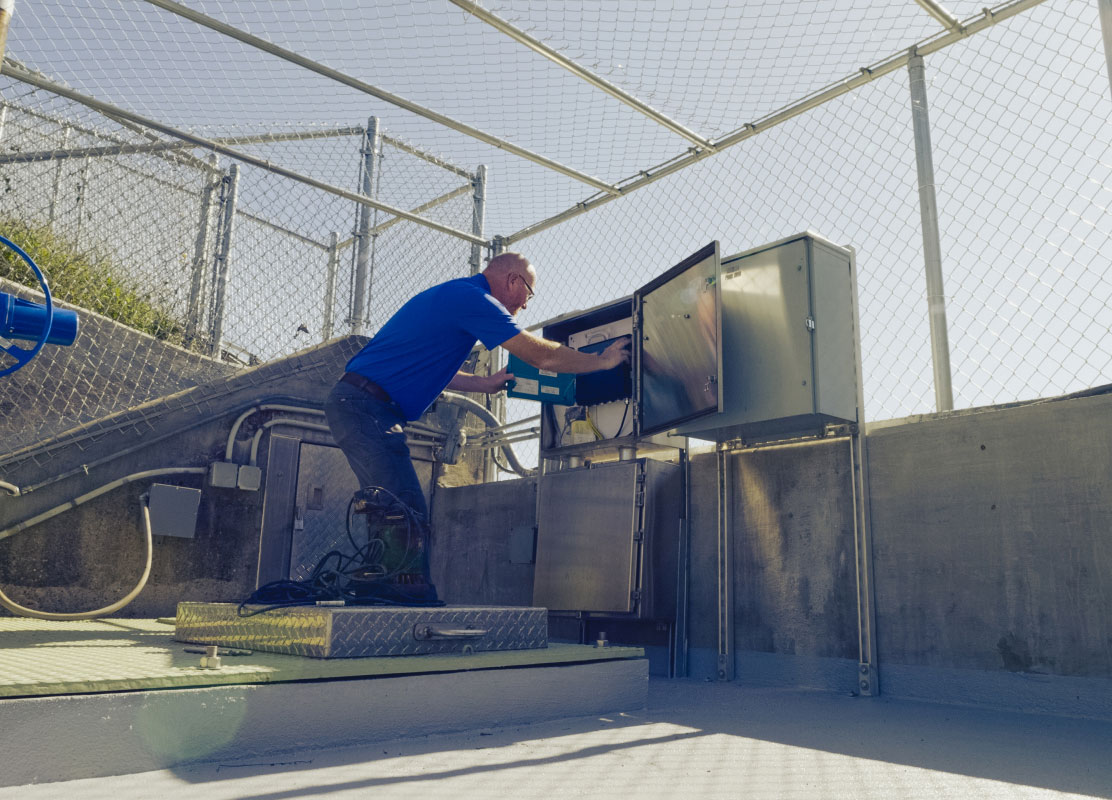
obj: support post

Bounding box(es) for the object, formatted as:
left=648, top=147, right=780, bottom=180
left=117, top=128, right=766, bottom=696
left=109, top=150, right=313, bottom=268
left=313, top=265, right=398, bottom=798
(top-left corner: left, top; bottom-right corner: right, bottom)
left=350, top=116, right=379, bottom=336
left=908, top=53, right=954, bottom=412
left=0, top=1, right=14, bottom=66
left=847, top=245, right=880, bottom=696
left=73, top=154, right=90, bottom=247
left=671, top=447, right=691, bottom=678
left=470, top=165, right=500, bottom=481
left=47, top=126, right=70, bottom=229
left=185, top=153, right=219, bottom=344
left=1100, top=0, right=1112, bottom=101
left=716, top=443, right=734, bottom=681
left=470, top=165, right=487, bottom=276
left=209, top=163, right=239, bottom=359
left=322, top=231, right=339, bottom=342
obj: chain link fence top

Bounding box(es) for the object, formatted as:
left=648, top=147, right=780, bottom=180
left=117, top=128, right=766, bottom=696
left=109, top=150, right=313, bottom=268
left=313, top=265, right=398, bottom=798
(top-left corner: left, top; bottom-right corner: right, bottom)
left=0, top=0, right=1109, bottom=464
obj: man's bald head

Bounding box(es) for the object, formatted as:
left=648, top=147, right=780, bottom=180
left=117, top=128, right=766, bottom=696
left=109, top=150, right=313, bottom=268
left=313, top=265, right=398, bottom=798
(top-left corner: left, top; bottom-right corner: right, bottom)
left=484, top=252, right=531, bottom=278
left=483, top=252, right=536, bottom=315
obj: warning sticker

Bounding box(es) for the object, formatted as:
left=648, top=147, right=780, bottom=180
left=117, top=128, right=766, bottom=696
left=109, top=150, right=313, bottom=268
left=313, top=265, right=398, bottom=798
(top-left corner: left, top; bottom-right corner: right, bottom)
left=514, top=377, right=539, bottom=395
left=541, top=385, right=560, bottom=395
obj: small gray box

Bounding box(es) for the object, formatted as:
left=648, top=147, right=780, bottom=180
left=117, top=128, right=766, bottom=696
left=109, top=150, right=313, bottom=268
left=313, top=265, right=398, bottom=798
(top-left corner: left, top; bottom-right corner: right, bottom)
left=237, top=464, right=262, bottom=491
left=209, top=461, right=238, bottom=488
left=148, top=483, right=202, bottom=539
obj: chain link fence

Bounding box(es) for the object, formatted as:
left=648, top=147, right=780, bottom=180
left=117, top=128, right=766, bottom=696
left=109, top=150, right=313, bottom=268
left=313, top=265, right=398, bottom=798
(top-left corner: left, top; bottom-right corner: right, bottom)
left=507, top=0, right=1112, bottom=424
left=1, top=0, right=1109, bottom=469
left=0, top=81, right=480, bottom=452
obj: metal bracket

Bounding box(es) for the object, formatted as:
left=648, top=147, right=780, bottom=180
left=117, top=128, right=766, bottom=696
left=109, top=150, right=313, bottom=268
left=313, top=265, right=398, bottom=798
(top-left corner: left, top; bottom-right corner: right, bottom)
left=857, top=662, right=878, bottom=696
left=412, top=624, right=487, bottom=641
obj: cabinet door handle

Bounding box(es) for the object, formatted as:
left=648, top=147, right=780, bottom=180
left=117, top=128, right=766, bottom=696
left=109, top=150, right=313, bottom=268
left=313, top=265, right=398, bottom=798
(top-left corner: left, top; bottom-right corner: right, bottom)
left=412, top=624, right=488, bottom=641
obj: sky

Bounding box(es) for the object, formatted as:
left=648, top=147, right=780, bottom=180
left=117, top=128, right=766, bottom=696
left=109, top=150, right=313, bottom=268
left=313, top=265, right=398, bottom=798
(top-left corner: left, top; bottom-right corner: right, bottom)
left=2, top=0, right=1111, bottom=444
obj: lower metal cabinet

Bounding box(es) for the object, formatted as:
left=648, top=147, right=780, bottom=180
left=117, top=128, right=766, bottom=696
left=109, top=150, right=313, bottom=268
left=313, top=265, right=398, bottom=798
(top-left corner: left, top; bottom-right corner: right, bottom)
left=533, top=458, right=681, bottom=619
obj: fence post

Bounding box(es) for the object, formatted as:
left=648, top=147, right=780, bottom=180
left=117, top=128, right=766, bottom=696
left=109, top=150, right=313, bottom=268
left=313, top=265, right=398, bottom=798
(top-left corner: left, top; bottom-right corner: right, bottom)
left=47, top=126, right=70, bottom=229
left=185, top=152, right=219, bottom=344
left=908, top=53, right=954, bottom=412
left=469, top=164, right=487, bottom=275
left=209, top=162, right=239, bottom=359
left=350, top=116, right=379, bottom=336
left=1100, top=0, right=1112, bottom=101
left=0, top=1, right=14, bottom=65
left=322, top=231, right=339, bottom=342
left=73, top=152, right=91, bottom=247
left=0, top=103, right=7, bottom=148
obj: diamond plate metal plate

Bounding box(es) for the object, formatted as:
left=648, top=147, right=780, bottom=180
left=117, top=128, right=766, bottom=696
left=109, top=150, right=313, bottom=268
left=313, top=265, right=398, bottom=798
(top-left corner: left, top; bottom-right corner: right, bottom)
left=174, top=603, right=548, bottom=658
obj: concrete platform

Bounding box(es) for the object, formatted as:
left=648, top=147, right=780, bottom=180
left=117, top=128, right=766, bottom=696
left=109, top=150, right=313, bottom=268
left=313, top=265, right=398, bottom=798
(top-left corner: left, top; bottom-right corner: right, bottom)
left=0, top=617, right=647, bottom=786
left=2, top=679, right=1109, bottom=799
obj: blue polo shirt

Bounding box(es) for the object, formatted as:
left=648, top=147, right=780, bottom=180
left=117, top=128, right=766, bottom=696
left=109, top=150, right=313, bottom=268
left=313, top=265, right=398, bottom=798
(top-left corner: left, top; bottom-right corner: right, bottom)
left=345, top=274, right=523, bottom=420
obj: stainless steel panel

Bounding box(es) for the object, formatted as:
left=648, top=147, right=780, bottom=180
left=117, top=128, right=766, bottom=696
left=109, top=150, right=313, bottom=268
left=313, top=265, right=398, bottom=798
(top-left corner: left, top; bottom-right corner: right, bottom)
left=175, top=602, right=548, bottom=657
left=722, top=237, right=814, bottom=423
left=291, top=443, right=361, bottom=581
left=637, top=242, right=722, bottom=435
left=810, top=239, right=858, bottom=423
left=257, top=434, right=301, bottom=586
left=534, top=461, right=642, bottom=613
left=676, top=233, right=859, bottom=442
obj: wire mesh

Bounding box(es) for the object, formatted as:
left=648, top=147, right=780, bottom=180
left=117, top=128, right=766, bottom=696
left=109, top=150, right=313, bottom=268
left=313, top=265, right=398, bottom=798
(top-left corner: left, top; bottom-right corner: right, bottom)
left=0, top=0, right=1108, bottom=475
left=0, top=83, right=477, bottom=453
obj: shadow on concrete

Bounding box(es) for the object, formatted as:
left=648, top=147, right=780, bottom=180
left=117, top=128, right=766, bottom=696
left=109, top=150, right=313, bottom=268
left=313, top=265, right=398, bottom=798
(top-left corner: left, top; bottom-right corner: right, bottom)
left=159, top=679, right=1112, bottom=799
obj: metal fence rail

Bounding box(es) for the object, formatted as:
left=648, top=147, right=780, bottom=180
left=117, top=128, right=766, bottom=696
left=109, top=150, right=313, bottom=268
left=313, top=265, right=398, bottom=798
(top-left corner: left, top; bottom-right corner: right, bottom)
left=0, top=0, right=1109, bottom=469
left=0, top=85, right=480, bottom=451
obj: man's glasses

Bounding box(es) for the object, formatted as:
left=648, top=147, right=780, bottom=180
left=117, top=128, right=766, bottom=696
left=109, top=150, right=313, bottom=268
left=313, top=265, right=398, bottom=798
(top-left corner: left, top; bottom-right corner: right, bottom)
left=516, top=273, right=535, bottom=301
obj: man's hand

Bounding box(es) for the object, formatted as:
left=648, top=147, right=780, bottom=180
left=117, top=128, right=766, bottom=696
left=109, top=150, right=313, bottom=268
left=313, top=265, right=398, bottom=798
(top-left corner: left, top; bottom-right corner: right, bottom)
left=486, top=366, right=514, bottom=393
left=597, top=336, right=631, bottom=370
left=446, top=366, right=515, bottom=395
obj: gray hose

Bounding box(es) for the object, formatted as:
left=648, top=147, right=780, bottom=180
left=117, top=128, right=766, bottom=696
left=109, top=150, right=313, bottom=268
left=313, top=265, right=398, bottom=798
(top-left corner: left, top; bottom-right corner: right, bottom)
left=439, top=392, right=536, bottom=477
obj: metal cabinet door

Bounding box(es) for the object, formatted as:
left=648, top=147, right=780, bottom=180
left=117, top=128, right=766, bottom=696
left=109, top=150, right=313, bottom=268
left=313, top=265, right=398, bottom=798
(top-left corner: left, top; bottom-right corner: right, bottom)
left=533, top=461, right=644, bottom=613
left=635, top=241, right=722, bottom=435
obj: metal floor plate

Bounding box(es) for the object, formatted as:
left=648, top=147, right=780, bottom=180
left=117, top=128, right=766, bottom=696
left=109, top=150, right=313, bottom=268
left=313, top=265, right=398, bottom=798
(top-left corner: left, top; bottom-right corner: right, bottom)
left=175, top=603, right=548, bottom=658
left=0, top=617, right=642, bottom=699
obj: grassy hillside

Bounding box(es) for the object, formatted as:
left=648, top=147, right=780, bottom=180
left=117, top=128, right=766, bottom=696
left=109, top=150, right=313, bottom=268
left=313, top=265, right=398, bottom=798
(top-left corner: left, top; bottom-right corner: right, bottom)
left=0, top=218, right=193, bottom=348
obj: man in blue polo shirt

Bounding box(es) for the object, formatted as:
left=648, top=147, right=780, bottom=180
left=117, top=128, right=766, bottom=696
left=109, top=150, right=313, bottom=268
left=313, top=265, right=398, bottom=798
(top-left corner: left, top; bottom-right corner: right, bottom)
left=325, top=251, right=629, bottom=522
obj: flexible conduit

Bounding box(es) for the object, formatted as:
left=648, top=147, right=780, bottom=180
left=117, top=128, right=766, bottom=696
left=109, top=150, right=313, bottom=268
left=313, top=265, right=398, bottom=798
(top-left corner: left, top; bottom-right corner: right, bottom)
left=0, top=468, right=206, bottom=620
left=440, top=392, right=536, bottom=477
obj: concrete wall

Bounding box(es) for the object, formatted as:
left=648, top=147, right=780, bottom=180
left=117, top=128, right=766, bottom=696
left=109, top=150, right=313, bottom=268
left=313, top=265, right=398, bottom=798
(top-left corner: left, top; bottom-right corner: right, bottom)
left=866, top=393, right=1112, bottom=714
left=0, top=338, right=365, bottom=617
left=0, top=333, right=494, bottom=619
left=0, top=277, right=236, bottom=454
left=428, top=393, right=1112, bottom=716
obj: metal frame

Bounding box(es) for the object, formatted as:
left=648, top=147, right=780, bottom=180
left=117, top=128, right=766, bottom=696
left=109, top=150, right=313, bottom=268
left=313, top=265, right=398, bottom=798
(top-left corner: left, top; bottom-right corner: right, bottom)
left=449, top=0, right=713, bottom=150
left=140, top=0, right=618, bottom=196
left=0, top=126, right=365, bottom=165
left=1101, top=0, right=1112, bottom=101
left=2, top=60, right=485, bottom=246
left=908, top=53, right=955, bottom=412
left=503, top=0, right=1050, bottom=246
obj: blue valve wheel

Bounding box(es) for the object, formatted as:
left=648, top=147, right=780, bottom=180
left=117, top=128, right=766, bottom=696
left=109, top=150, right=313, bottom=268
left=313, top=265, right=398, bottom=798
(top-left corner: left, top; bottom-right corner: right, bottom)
left=0, top=234, right=53, bottom=377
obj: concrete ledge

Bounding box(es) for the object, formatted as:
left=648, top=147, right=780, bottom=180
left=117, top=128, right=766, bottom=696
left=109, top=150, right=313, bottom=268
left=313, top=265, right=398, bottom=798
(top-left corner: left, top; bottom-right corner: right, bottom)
left=0, top=657, right=648, bottom=787
left=880, top=661, right=1112, bottom=721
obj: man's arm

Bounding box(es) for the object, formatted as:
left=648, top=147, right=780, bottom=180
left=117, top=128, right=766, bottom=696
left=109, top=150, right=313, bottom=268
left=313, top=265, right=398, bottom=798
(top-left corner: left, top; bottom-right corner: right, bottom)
left=446, top=366, right=512, bottom=394
left=501, top=331, right=629, bottom=374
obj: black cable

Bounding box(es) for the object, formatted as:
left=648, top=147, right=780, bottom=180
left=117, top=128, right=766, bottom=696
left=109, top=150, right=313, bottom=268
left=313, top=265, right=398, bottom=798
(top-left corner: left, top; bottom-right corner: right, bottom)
left=238, top=485, right=443, bottom=616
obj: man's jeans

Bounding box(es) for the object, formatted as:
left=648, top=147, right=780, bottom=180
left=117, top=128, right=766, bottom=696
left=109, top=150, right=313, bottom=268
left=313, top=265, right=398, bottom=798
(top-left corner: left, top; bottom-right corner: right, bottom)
left=324, top=381, right=429, bottom=520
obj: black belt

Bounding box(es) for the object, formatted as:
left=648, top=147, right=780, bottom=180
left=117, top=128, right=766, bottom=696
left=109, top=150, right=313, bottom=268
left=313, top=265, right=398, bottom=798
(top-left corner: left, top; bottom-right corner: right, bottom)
left=340, top=372, right=394, bottom=404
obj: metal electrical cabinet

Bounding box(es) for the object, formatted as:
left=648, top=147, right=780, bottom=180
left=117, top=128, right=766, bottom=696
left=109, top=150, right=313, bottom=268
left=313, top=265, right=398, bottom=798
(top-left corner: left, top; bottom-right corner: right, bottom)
left=532, top=458, right=681, bottom=619
left=675, top=232, right=859, bottom=442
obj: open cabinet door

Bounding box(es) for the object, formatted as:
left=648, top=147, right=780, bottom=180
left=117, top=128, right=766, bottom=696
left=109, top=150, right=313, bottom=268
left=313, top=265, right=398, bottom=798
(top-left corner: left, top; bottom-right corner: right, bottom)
left=635, top=241, right=722, bottom=436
